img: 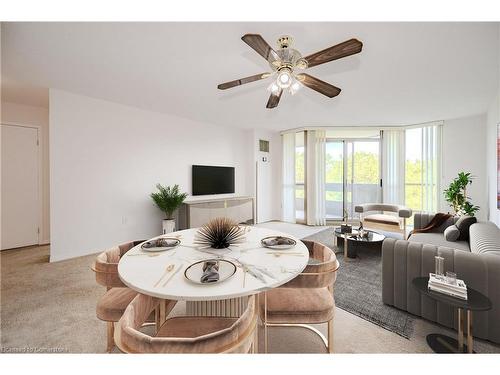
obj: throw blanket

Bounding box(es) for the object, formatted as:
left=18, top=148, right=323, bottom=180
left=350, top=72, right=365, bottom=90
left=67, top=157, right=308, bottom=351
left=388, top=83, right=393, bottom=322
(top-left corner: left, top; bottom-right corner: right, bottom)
left=408, top=213, right=453, bottom=239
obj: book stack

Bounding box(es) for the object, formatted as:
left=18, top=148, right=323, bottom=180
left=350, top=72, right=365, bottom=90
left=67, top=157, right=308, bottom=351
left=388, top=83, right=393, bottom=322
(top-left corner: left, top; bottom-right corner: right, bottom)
left=428, top=273, right=468, bottom=300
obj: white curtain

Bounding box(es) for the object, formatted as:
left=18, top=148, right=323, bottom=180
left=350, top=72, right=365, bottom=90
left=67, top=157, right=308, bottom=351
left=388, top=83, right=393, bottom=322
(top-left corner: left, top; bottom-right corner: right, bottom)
left=382, top=129, right=405, bottom=205
left=306, top=130, right=326, bottom=226
left=421, top=124, right=442, bottom=212
left=282, top=132, right=296, bottom=223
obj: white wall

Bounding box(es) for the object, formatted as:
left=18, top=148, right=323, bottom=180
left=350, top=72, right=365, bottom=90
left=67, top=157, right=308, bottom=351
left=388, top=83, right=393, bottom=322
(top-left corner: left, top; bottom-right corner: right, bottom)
left=441, top=114, right=488, bottom=220
left=1, top=101, right=50, bottom=244
left=49, top=90, right=253, bottom=262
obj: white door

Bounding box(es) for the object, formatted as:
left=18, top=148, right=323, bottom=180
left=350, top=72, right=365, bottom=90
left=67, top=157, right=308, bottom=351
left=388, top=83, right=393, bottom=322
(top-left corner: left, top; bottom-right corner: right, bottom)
left=1, top=124, right=40, bottom=250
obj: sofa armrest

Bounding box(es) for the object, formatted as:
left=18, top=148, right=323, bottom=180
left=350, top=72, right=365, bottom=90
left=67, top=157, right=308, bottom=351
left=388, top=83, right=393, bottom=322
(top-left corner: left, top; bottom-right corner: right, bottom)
left=397, top=207, right=412, bottom=219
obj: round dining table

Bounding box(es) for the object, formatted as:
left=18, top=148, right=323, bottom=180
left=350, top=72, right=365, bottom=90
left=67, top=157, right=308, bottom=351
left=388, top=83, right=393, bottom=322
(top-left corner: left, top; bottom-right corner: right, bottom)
left=118, top=226, right=309, bottom=320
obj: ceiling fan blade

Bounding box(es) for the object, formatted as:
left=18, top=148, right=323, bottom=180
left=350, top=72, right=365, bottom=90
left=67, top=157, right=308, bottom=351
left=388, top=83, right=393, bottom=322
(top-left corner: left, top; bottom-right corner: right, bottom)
left=296, top=73, right=341, bottom=98
left=304, top=38, right=363, bottom=68
left=242, top=34, right=280, bottom=64
left=266, top=88, right=282, bottom=109
left=217, top=73, right=271, bottom=90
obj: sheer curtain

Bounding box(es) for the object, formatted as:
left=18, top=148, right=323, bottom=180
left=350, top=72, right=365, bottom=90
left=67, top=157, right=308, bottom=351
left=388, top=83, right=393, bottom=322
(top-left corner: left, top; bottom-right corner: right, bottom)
left=421, top=124, right=442, bottom=212
left=306, top=130, right=326, bottom=225
left=282, top=132, right=296, bottom=223
left=382, top=129, right=405, bottom=205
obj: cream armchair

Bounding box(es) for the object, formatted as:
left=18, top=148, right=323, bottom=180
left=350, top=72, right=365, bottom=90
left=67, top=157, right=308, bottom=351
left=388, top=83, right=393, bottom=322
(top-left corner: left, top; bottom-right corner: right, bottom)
left=92, top=240, right=177, bottom=352
left=115, top=294, right=257, bottom=353
left=355, top=203, right=412, bottom=238
left=259, top=240, right=339, bottom=353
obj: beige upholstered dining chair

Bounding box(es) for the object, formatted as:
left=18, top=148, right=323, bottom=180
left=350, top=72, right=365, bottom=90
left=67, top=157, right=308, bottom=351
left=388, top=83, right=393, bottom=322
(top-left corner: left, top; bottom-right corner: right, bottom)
left=114, top=293, right=258, bottom=353
left=92, top=240, right=177, bottom=352
left=259, top=240, right=339, bottom=353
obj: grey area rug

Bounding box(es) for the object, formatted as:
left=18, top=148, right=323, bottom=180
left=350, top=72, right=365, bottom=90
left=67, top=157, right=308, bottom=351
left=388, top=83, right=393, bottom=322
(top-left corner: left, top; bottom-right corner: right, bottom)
left=303, top=228, right=414, bottom=339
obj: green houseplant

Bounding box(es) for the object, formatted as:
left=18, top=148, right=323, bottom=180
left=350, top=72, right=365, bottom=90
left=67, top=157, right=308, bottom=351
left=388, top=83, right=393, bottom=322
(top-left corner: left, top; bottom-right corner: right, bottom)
left=443, top=172, right=479, bottom=216
left=151, top=184, right=188, bottom=233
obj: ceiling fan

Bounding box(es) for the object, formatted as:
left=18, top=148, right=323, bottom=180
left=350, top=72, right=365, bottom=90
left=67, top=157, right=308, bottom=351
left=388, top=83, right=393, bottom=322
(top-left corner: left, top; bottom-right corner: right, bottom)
left=217, top=34, right=363, bottom=109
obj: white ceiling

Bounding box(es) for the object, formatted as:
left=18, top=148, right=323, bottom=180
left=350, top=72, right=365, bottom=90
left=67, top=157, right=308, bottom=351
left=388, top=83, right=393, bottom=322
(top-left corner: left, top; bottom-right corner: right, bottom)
left=1, top=22, right=499, bottom=130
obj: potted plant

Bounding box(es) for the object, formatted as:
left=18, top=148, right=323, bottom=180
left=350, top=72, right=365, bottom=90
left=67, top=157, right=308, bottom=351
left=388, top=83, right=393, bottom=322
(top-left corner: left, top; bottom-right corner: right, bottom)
left=443, top=172, right=480, bottom=216
left=151, top=184, right=188, bottom=234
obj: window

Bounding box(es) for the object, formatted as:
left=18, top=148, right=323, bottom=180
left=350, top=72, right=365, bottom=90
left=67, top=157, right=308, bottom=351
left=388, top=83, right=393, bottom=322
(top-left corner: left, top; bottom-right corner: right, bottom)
left=405, top=125, right=441, bottom=222
left=325, top=141, right=343, bottom=219
left=325, top=138, right=381, bottom=221
left=405, top=128, right=423, bottom=215
left=295, top=131, right=305, bottom=223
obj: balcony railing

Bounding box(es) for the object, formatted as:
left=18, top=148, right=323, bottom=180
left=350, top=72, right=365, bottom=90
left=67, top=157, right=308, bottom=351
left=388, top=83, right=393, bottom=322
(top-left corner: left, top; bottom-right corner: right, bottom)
left=295, top=182, right=380, bottom=220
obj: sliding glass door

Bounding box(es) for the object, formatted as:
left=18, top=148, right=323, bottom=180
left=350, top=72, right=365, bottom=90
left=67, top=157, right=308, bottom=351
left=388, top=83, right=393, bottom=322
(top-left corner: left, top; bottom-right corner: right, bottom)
left=325, top=141, right=344, bottom=220
left=325, top=139, right=381, bottom=221
left=346, top=141, right=381, bottom=219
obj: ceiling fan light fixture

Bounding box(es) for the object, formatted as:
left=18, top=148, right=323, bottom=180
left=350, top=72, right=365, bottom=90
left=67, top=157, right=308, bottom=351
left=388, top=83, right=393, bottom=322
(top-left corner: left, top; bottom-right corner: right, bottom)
left=218, top=34, right=363, bottom=108
left=295, top=58, right=308, bottom=70
left=277, top=70, right=292, bottom=89
left=289, top=80, right=301, bottom=95
left=267, top=81, right=280, bottom=94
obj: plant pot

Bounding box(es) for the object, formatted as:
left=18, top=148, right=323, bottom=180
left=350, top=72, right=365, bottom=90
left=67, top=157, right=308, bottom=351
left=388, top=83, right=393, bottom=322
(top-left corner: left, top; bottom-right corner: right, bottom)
left=162, top=219, right=176, bottom=235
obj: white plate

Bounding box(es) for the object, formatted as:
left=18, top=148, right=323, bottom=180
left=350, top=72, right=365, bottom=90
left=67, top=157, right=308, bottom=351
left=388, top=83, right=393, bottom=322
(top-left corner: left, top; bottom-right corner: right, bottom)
left=261, top=236, right=297, bottom=250
left=141, top=238, right=180, bottom=252
left=184, top=259, right=237, bottom=285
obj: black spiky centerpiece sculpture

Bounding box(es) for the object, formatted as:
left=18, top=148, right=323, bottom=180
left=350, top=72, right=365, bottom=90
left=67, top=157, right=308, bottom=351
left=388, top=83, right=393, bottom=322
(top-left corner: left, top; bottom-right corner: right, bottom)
left=194, top=217, right=246, bottom=249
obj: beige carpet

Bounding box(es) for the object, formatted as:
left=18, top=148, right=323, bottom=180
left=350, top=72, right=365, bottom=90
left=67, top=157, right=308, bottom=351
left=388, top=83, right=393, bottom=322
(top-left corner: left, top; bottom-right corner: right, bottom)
left=1, top=245, right=499, bottom=353
left=0, top=245, right=104, bottom=353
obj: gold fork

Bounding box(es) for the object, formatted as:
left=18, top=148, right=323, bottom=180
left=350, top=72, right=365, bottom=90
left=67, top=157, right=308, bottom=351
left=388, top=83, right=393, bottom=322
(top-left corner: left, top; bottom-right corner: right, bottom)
left=162, top=265, right=182, bottom=287
left=154, top=264, right=174, bottom=287
left=128, top=253, right=162, bottom=257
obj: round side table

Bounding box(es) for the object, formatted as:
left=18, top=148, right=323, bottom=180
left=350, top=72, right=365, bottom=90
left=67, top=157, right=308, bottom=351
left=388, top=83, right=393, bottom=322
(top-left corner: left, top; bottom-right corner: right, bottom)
left=412, top=277, right=492, bottom=354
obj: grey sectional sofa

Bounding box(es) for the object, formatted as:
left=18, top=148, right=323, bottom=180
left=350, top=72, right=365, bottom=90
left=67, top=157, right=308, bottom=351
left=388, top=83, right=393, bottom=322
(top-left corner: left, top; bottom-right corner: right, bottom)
left=382, top=212, right=500, bottom=343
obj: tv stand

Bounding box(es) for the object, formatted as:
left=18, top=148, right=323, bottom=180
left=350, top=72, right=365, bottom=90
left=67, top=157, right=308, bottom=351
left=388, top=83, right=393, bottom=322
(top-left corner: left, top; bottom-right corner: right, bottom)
left=177, top=196, right=254, bottom=229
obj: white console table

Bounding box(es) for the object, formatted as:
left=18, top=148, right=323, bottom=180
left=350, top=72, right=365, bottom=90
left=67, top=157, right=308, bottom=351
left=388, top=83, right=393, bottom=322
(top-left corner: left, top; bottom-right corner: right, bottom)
left=177, top=196, right=254, bottom=229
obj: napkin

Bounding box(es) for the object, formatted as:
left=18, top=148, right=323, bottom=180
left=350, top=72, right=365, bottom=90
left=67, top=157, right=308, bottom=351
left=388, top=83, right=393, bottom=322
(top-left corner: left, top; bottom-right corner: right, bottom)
left=263, top=236, right=294, bottom=246
left=201, top=261, right=220, bottom=283
left=142, top=238, right=174, bottom=248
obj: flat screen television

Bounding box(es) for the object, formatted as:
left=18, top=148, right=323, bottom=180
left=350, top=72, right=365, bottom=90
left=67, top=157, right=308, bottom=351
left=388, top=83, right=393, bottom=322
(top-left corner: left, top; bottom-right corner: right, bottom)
left=192, top=165, right=235, bottom=196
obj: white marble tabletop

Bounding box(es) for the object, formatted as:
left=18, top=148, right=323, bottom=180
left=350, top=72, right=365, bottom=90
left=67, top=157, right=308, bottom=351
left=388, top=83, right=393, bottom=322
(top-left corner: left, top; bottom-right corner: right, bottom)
left=118, top=227, right=309, bottom=301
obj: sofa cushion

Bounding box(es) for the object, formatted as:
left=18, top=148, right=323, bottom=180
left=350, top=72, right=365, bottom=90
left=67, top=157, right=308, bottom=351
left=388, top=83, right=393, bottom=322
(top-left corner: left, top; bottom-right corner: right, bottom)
left=156, top=317, right=237, bottom=338
left=455, top=215, right=477, bottom=241
left=364, top=214, right=400, bottom=226
left=408, top=232, right=470, bottom=252
left=259, top=287, right=334, bottom=324
left=444, top=225, right=460, bottom=241
left=469, top=222, right=500, bottom=255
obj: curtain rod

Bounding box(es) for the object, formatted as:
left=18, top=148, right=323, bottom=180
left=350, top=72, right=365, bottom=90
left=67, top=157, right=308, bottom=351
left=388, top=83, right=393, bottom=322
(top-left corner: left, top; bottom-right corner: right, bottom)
left=279, top=120, right=444, bottom=135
